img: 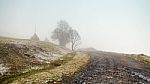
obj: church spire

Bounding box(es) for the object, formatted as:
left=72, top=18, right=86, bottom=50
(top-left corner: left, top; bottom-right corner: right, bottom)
left=35, top=24, right=36, bottom=34
left=30, top=24, right=40, bottom=41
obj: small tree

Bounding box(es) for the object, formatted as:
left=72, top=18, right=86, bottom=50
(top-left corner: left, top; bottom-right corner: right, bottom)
left=51, top=20, right=71, bottom=47
left=69, top=29, right=81, bottom=51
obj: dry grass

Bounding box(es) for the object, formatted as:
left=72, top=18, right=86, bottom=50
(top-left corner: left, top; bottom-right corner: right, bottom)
left=0, top=36, right=71, bottom=84
left=124, top=54, right=150, bottom=64
left=11, top=52, right=90, bottom=84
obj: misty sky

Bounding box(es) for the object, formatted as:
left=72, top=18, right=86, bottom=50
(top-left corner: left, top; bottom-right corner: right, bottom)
left=0, top=0, right=150, bottom=55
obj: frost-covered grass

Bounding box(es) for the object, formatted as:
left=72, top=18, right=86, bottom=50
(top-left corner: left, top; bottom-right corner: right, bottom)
left=0, top=64, right=9, bottom=75
left=0, top=36, right=71, bottom=84
left=0, top=37, right=90, bottom=84
left=11, top=52, right=90, bottom=84
left=0, top=52, right=75, bottom=84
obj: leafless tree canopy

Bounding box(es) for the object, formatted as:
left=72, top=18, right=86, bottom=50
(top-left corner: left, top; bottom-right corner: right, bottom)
left=69, top=29, right=81, bottom=51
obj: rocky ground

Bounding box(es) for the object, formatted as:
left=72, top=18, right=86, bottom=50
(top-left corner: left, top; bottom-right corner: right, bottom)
left=72, top=51, right=150, bottom=84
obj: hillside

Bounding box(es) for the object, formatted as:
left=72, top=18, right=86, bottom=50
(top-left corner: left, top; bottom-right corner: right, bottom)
left=0, top=37, right=90, bottom=84
left=0, top=37, right=69, bottom=71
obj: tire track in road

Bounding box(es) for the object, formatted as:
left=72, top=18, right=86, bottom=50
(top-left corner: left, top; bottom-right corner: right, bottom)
left=72, top=51, right=150, bottom=84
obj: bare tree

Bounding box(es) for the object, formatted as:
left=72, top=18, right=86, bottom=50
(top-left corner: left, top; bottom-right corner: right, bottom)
left=51, top=20, right=71, bottom=47
left=69, top=29, right=81, bottom=51
left=51, top=20, right=81, bottom=50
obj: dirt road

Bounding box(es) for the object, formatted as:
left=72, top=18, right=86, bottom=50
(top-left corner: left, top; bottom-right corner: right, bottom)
left=72, top=51, right=150, bottom=84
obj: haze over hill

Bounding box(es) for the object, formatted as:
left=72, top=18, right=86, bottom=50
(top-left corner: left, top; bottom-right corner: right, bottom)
left=0, top=0, right=150, bottom=55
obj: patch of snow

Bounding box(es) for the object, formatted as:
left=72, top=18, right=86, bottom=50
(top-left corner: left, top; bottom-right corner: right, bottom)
left=57, top=47, right=71, bottom=54
left=0, top=64, right=9, bottom=75
left=34, top=51, right=63, bottom=62
left=31, top=66, right=43, bottom=70
left=52, top=53, right=63, bottom=60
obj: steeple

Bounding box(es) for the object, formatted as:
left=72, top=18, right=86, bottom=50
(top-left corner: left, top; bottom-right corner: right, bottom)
left=35, top=24, right=36, bottom=34
left=30, top=24, right=40, bottom=41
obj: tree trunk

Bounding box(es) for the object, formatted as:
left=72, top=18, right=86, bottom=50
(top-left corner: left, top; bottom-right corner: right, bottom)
left=72, top=44, right=74, bottom=51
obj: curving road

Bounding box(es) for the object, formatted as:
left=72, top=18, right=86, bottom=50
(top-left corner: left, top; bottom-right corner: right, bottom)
left=72, top=51, right=150, bottom=84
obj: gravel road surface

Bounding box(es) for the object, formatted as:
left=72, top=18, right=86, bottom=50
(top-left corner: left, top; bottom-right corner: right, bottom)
left=72, top=51, right=150, bottom=84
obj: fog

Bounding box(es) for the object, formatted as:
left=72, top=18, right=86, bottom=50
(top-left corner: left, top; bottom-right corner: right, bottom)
left=0, top=0, right=150, bottom=55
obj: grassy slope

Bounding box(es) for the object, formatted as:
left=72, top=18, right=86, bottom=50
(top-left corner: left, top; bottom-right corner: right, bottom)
left=0, top=36, right=70, bottom=83
left=11, top=52, right=90, bottom=84
left=123, top=54, right=150, bottom=64
left=2, top=53, right=76, bottom=84
left=0, top=37, right=90, bottom=84
left=0, top=36, right=69, bottom=66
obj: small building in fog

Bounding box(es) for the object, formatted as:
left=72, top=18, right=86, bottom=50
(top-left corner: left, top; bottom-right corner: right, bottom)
left=30, top=33, right=39, bottom=41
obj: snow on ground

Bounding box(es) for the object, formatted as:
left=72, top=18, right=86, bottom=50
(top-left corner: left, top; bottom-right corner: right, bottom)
left=0, top=64, right=9, bottom=75
left=34, top=51, right=63, bottom=62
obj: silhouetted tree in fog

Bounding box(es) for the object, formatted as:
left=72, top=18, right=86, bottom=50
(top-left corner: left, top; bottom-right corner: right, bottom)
left=51, top=20, right=71, bottom=47
left=51, top=20, right=81, bottom=50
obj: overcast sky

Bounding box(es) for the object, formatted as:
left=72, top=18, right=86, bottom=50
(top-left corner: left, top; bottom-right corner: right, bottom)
left=0, top=0, right=150, bottom=55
